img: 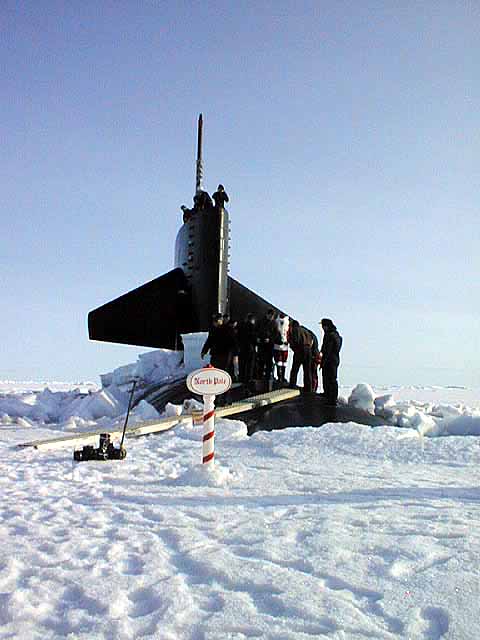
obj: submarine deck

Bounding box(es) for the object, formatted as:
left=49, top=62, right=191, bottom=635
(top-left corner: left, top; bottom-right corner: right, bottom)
left=236, top=393, right=387, bottom=435
left=143, top=378, right=387, bottom=435
left=19, top=382, right=387, bottom=450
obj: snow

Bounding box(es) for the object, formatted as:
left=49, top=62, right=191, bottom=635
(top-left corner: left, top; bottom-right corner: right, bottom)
left=100, top=350, right=184, bottom=389
left=0, top=358, right=479, bottom=638
left=348, top=383, right=376, bottom=414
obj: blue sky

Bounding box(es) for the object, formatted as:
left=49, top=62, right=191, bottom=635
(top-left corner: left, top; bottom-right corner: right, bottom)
left=1, top=1, right=479, bottom=386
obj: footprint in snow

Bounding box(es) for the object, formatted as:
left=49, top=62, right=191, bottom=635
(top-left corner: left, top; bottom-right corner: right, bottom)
left=420, top=606, right=450, bottom=639
left=120, top=554, right=145, bottom=576
left=127, top=586, right=167, bottom=618
left=61, top=585, right=108, bottom=616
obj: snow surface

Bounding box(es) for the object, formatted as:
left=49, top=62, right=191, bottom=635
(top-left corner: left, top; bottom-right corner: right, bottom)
left=1, top=354, right=479, bottom=639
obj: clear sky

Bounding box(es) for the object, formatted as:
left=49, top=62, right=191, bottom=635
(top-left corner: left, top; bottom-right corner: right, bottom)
left=1, top=1, right=479, bottom=386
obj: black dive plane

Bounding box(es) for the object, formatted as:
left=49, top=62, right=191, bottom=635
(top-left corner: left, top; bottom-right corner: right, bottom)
left=88, top=115, right=285, bottom=349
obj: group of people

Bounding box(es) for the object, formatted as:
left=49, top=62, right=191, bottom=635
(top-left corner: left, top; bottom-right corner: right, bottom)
left=200, top=310, right=343, bottom=405
left=288, top=317, right=343, bottom=404
left=181, top=185, right=229, bottom=223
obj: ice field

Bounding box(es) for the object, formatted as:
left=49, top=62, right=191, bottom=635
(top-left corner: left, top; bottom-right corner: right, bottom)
left=0, top=357, right=479, bottom=639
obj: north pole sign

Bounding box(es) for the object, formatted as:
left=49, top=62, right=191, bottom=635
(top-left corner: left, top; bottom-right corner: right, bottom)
left=186, top=367, right=232, bottom=396
left=186, top=367, right=232, bottom=467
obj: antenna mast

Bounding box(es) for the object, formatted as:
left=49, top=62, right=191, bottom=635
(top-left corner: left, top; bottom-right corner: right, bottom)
left=195, top=113, right=204, bottom=194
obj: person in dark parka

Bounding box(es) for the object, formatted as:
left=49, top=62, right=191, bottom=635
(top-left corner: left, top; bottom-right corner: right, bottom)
left=305, top=328, right=320, bottom=392
left=212, top=184, right=229, bottom=210
left=256, top=309, right=277, bottom=381
left=226, top=318, right=240, bottom=381
left=237, top=313, right=257, bottom=384
left=287, top=320, right=302, bottom=388
left=319, top=318, right=343, bottom=405
left=194, top=190, right=213, bottom=211
left=201, top=314, right=236, bottom=372
left=288, top=320, right=314, bottom=393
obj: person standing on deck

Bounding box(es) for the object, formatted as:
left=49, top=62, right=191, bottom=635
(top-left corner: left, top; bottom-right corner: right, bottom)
left=273, top=313, right=289, bottom=384
left=319, top=318, right=343, bottom=405
left=238, top=313, right=257, bottom=385
left=288, top=320, right=314, bottom=393
left=201, top=314, right=235, bottom=372
left=212, top=184, right=229, bottom=210
left=304, top=328, right=320, bottom=392
left=256, top=309, right=277, bottom=382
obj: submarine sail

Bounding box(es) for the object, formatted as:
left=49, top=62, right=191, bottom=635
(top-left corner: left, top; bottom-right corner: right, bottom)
left=88, top=115, right=287, bottom=350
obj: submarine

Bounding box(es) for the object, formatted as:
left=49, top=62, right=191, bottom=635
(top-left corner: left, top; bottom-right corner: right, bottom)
left=88, top=117, right=385, bottom=432
left=88, top=114, right=286, bottom=349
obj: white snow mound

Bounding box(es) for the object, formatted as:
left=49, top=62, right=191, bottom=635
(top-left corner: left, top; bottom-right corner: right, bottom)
left=348, top=383, right=375, bottom=414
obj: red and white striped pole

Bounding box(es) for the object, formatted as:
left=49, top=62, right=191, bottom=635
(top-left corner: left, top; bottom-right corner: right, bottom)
left=186, top=365, right=231, bottom=468
left=202, top=394, right=215, bottom=466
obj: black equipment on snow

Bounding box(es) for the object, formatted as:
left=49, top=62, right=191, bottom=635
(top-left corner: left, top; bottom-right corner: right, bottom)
left=73, top=380, right=137, bottom=462
left=73, top=433, right=126, bottom=462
